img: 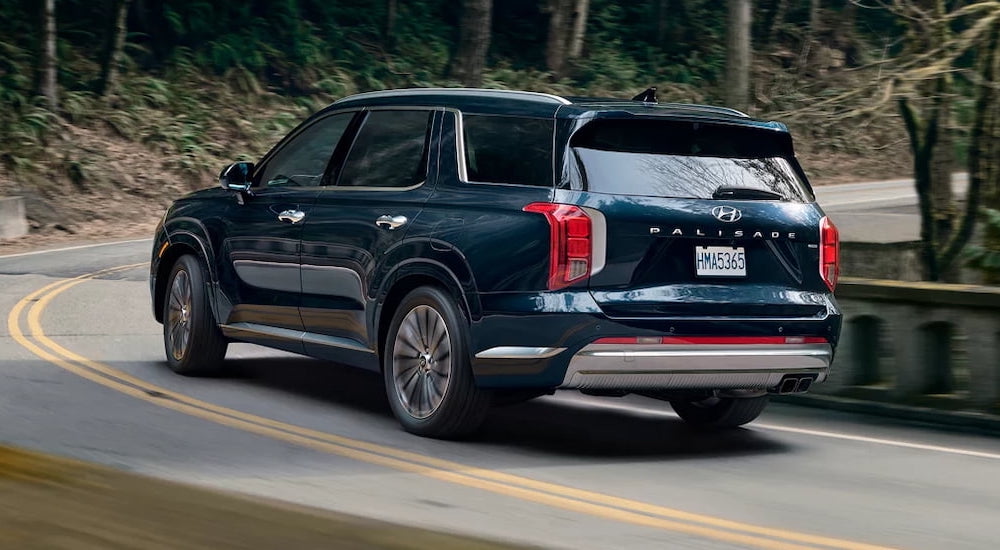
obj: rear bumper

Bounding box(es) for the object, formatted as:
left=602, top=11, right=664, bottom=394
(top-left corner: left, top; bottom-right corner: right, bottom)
left=470, top=290, right=841, bottom=390
left=558, top=343, right=831, bottom=390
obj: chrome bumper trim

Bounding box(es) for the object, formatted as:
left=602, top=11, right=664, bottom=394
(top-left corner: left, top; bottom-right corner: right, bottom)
left=560, top=343, right=832, bottom=390
left=475, top=346, right=567, bottom=360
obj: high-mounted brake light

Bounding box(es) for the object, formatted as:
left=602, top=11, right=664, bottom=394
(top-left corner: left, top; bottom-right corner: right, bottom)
left=523, top=203, right=593, bottom=290
left=819, top=216, right=840, bottom=291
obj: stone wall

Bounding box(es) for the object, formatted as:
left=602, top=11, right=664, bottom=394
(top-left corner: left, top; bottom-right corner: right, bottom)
left=821, top=278, right=1000, bottom=414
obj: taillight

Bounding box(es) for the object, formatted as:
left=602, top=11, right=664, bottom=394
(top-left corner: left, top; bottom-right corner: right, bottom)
left=819, top=216, right=839, bottom=291
left=523, top=203, right=592, bottom=290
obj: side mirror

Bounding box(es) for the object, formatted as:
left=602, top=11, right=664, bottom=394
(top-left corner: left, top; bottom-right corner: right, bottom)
left=219, top=162, right=254, bottom=192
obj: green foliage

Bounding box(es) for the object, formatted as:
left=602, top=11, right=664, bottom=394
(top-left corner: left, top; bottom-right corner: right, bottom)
left=965, top=208, right=1000, bottom=279
left=0, top=0, right=959, bottom=199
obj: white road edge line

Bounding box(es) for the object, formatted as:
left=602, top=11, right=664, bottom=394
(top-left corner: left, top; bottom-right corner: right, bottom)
left=0, top=238, right=152, bottom=260
left=552, top=397, right=1000, bottom=460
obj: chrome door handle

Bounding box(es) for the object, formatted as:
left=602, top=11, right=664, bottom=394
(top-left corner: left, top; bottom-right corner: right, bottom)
left=375, top=215, right=408, bottom=230
left=278, top=209, right=306, bottom=224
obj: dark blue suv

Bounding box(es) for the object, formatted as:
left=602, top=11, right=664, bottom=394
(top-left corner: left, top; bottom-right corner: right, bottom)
left=150, top=88, right=842, bottom=438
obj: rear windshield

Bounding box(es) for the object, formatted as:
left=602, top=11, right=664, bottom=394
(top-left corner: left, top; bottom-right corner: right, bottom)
left=569, top=119, right=812, bottom=202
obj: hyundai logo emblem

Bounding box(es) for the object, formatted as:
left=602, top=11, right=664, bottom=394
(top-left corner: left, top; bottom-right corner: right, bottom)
left=711, top=205, right=742, bottom=223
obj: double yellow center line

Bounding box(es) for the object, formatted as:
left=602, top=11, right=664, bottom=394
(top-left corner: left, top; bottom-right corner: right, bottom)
left=6, top=264, right=898, bottom=550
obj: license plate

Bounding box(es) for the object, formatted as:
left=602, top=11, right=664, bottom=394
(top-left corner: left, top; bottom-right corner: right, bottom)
left=695, top=246, right=746, bottom=277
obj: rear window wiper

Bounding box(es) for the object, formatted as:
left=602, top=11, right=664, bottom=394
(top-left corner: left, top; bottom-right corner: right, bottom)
left=712, top=186, right=785, bottom=201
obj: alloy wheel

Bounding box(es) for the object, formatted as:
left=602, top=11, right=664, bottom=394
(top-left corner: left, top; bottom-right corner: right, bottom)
left=166, top=268, right=193, bottom=361
left=391, top=305, right=453, bottom=419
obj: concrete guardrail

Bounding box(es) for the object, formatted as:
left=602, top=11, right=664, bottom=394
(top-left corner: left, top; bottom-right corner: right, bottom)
left=0, top=196, right=28, bottom=240
left=802, top=277, right=1000, bottom=423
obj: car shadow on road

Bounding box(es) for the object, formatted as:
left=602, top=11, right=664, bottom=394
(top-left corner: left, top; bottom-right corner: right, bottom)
left=227, top=357, right=791, bottom=461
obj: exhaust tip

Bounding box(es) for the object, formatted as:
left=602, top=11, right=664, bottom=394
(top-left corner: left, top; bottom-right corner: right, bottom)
left=779, top=378, right=799, bottom=394
left=796, top=378, right=813, bottom=393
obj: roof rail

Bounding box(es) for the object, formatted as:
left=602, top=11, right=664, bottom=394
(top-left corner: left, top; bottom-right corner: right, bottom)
left=333, top=87, right=572, bottom=105
left=657, top=102, right=750, bottom=118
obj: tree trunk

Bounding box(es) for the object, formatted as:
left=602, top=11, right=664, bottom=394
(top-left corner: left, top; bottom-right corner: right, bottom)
left=99, top=0, right=132, bottom=98
left=657, top=0, right=669, bottom=45
left=970, top=20, right=1000, bottom=283
left=566, top=0, right=589, bottom=61
left=797, top=0, right=821, bottom=70
left=900, top=96, right=942, bottom=281
left=386, top=0, right=397, bottom=47
left=545, top=0, right=571, bottom=77
left=450, top=0, right=492, bottom=87
left=808, top=0, right=821, bottom=41
left=835, top=0, right=860, bottom=65
left=927, top=0, right=955, bottom=268
left=725, top=0, right=751, bottom=113
left=931, top=99, right=955, bottom=240
left=39, top=0, right=58, bottom=111
left=768, top=0, right=788, bottom=44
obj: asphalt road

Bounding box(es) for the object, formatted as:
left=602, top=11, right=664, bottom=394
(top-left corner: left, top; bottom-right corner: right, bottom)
left=2, top=237, right=999, bottom=550
left=813, top=174, right=967, bottom=243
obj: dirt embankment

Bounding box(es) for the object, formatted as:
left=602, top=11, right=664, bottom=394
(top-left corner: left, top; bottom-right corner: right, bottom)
left=0, top=445, right=532, bottom=550
left=0, top=106, right=913, bottom=257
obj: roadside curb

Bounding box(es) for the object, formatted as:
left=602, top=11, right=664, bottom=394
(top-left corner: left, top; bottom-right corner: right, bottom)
left=773, top=394, right=1000, bottom=436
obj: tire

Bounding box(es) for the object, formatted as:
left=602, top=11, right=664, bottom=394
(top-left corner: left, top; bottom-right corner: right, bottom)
left=383, top=286, right=490, bottom=438
left=162, top=254, right=228, bottom=376
left=670, top=395, right=769, bottom=429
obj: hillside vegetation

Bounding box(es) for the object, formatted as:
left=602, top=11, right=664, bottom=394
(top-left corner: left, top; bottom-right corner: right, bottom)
left=0, top=1, right=929, bottom=241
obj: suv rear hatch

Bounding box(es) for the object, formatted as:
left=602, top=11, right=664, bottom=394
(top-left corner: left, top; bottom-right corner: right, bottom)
left=562, top=117, right=837, bottom=320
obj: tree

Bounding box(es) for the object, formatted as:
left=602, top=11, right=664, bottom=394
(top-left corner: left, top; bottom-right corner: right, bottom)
left=98, top=0, right=133, bottom=98
left=725, top=0, right=751, bottom=112
left=545, top=0, right=571, bottom=77
left=774, top=1, right=1000, bottom=281
left=38, top=0, right=57, bottom=111
left=964, top=17, right=1000, bottom=283
left=386, top=0, right=398, bottom=47
left=545, top=0, right=588, bottom=78
left=896, top=0, right=959, bottom=280
left=567, top=0, right=589, bottom=62
left=450, top=0, right=493, bottom=87
left=657, top=0, right=670, bottom=45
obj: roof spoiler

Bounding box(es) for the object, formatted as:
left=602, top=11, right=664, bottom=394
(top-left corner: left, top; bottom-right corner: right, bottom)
left=631, top=87, right=657, bottom=103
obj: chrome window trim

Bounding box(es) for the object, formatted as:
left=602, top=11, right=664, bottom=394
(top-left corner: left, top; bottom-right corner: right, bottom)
left=333, top=88, right=571, bottom=106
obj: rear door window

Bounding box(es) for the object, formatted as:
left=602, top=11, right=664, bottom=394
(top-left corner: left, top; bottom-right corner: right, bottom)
left=570, top=119, right=811, bottom=202
left=463, top=114, right=553, bottom=187
left=336, top=110, right=432, bottom=189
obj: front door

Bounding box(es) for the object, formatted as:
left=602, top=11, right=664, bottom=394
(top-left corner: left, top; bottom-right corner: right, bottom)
left=299, top=109, right=441, bottom=365
left=217, top=111, right=357, bottom=351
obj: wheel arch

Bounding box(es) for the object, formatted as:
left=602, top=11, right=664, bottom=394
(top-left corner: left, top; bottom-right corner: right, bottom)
left=375, top=260, right=479, bottom=370
left=153, top=230, right=215, bottom=323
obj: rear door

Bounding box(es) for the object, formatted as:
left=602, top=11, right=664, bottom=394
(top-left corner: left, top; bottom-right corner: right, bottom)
left=218, top=111, right=355, bottom=342
left=298, top=108, right=441, bottom=362
left=564, top=118, right=830, bottom=319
